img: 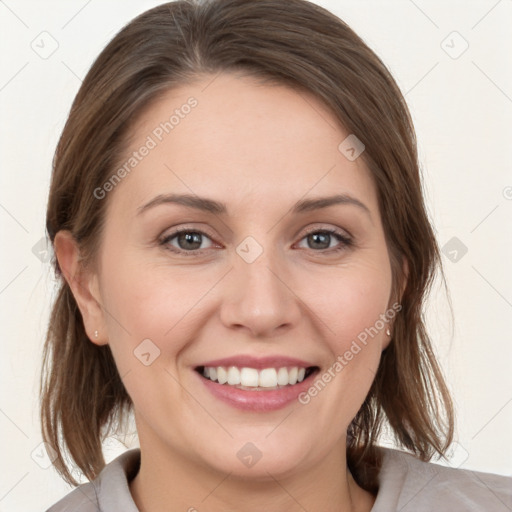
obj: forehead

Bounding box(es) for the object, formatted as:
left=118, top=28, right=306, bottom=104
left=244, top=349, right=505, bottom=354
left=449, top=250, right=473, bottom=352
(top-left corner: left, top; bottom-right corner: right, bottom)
left=107, top=72, right=378, bottom=219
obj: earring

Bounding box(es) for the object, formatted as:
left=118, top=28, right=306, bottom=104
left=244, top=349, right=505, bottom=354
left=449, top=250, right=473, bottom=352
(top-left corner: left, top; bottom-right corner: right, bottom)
left=94, top=330, right=99, bottom=338
left=386, top=328, right=391, bottom=336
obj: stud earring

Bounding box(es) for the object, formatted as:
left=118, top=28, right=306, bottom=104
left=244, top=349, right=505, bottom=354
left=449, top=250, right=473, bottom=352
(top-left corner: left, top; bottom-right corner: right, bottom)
left=386, top=328, right=391, bottom=336
left=94, top=330, right=99, bottom=338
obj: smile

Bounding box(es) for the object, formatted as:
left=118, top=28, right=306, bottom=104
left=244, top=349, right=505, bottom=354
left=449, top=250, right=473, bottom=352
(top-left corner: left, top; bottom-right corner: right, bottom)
left=198, top=365, right=317, bottom=389
left=194, top=361, right=320, bottom=411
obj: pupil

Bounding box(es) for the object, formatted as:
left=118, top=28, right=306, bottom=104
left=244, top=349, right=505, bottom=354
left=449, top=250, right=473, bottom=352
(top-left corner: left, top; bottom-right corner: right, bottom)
left=309, top=232, right=329, bottom=249
left=179, top=232, right=202, bottom=250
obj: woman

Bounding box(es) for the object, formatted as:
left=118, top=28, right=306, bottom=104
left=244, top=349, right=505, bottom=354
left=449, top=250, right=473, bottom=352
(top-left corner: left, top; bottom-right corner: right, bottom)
left=41, top=0, right=511, bottom=510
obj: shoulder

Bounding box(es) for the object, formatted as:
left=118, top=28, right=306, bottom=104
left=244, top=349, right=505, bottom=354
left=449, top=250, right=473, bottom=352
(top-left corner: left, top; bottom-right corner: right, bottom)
left=373, top=447, right=512, bottom=512
left=45, top=448, right=141, bottom=512
left=45, top=481, right=99, bottom=512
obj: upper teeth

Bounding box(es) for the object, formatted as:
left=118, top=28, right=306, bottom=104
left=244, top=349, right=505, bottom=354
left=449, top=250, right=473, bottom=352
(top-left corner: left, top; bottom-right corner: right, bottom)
left=202, top=366, right=307, bottom=388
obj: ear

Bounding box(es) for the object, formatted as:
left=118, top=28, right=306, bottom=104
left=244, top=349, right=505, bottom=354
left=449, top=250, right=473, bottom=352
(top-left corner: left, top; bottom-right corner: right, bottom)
left=399, top=256, right=409, bottom=301
left=53, top=230, right=108, bottom=346
left=382, top=256, right=409, bottom=351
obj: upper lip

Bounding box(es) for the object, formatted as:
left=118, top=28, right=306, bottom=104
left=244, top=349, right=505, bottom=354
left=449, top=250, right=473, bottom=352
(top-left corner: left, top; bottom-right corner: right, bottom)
left=196, top=355, right=316, bottom=370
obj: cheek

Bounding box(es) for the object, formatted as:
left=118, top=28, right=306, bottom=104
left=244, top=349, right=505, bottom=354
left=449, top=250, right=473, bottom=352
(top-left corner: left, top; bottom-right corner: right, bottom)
left=328, top=280, right=389, bottom=378
left=300, top=260, right=392, bottom=420
left=97, top=263, right=205, bottom=425
left=312, top=258, right=393, bottom=350
left=97, top=255, right=218, bottom=372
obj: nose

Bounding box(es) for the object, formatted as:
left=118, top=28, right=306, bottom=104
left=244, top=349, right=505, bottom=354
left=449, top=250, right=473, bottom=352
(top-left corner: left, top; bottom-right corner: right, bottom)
left=219, top=247, right=302, bottom=339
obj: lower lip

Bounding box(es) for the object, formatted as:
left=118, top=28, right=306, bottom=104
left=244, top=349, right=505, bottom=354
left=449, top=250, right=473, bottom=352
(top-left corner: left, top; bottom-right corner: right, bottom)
left=196, top=370, right=317, bottom=412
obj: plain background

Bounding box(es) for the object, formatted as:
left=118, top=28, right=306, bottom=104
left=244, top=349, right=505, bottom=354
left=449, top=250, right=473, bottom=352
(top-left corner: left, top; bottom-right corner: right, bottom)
left=0, top=0, right=511, bottom=509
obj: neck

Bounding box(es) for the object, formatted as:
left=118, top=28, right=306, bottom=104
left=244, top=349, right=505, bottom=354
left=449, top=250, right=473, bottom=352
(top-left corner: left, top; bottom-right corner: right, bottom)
left=129, top=426, right=376, bottom=512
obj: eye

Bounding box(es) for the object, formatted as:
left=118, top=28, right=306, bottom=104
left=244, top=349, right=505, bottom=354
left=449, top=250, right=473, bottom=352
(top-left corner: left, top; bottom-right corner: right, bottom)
left=159, top=226, right=353, bottom=257
left=159, top=228, right=217, bottom=255
left=296, top=228, right=352, bottom=253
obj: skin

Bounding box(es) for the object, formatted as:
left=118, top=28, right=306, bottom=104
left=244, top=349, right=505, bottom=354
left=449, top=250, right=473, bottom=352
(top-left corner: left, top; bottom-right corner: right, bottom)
left=55, top=72, right=404, bottom=512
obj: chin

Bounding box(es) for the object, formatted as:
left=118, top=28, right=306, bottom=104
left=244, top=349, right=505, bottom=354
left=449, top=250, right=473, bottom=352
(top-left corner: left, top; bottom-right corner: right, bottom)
left=193, top=429, right=317, bottom=479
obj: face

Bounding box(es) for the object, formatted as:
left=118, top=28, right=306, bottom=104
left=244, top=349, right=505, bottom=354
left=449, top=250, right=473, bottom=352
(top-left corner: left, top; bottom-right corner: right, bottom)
left=75, top=73, right=395, bottom=478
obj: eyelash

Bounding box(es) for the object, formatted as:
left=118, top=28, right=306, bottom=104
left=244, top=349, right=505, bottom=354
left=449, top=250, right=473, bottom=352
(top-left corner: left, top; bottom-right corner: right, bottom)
left=158, top=226, right=353, bottom=257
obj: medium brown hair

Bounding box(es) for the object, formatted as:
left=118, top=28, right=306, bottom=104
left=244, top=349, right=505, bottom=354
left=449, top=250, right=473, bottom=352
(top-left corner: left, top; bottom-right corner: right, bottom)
left=40, top=0, right=454, bottom=491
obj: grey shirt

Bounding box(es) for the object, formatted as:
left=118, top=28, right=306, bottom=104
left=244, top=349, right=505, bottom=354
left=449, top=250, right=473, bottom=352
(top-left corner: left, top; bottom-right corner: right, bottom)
left=46, top=447, right=512, bottom=511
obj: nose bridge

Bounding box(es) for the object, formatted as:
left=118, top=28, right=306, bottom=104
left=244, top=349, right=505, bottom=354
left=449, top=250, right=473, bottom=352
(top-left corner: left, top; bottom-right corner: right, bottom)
left=220, top=239, right=301, bottom=337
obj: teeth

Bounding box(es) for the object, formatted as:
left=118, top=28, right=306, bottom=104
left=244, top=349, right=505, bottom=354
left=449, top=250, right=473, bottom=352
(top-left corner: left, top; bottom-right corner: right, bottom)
left=240, top=367, right=259, bottom=387
left=217, top=367, right=228, bottom=384
left=227, top=366, right=241, bottom=385
left=277, top=367, right=288, bottom=386
left=201, top=366, right=310, bottom=388
left=259, top=368, right=277, bottom=387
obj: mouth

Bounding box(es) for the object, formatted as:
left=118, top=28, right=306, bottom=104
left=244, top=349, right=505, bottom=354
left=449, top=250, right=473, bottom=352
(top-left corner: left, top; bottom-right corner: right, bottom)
left=193, top=355, right=321, bottom=411
left=194, top=365, right=320, bottom=391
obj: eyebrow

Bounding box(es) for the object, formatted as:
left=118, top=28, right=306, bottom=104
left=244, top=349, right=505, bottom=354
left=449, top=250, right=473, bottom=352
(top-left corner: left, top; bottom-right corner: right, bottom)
left=137, top=193, right=371, bottom=218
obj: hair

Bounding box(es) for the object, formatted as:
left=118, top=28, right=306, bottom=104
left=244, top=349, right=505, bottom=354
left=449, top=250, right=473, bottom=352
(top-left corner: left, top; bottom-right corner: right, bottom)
left=40, top=0, right=454, bottom=492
